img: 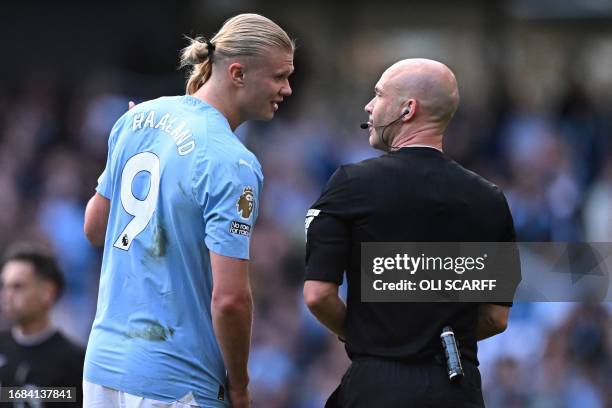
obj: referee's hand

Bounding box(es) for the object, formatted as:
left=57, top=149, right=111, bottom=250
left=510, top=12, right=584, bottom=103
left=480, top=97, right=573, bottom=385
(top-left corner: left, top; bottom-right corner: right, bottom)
left=229, top=386, right=251, bottom=408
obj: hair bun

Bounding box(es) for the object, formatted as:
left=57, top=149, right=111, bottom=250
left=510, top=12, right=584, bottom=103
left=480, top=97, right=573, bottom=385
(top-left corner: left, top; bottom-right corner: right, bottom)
left=182, top=37, right=210, bottom=66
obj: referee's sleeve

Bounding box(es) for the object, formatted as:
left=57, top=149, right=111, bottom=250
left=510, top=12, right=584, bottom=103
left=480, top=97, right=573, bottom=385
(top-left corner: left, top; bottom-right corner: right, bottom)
left=305, top=213, right=349, bottom=284
left=493, top=192, right=522, bottom=307
left=304, top=167, right=353, bottom=285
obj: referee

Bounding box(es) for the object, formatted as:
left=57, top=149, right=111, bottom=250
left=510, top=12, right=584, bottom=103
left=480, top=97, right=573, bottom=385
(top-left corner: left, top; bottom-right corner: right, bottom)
left=304, top=59, right=517, bottom=407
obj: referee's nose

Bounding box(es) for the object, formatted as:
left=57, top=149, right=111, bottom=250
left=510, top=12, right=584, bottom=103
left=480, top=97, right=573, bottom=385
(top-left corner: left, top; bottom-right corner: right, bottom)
left=365, top=98, right=374, bottom=114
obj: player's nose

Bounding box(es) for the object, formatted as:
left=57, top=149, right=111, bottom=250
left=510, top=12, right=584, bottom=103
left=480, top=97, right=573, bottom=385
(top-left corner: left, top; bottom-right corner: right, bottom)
left=281, top=80, right=292, bottom=97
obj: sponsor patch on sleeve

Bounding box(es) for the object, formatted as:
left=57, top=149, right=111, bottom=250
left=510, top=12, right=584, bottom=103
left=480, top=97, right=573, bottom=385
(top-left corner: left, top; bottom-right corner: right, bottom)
left=236, top=186, right=255, bottom=220
left=230, top=220, right=252, bottom=236
left=305, top=209, right=321, bottom=238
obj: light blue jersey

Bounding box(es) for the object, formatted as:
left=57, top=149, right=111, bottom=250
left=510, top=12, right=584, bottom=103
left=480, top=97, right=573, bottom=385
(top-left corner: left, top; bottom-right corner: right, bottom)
left=84, top=95, right=263, bottom=406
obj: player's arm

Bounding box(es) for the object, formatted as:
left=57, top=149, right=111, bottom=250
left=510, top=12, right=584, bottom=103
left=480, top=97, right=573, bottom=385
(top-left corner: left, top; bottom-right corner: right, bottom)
left=85, top=109, right=131, bottom=246
left=211, top=252, right=252, bottom=393
left=84, top=193, right=110, bottom=246
left=476, top=304, right=509, bottom=340
left=304, top=281, right=347, bottom=339
left=304, top=167, right=353, bottom=340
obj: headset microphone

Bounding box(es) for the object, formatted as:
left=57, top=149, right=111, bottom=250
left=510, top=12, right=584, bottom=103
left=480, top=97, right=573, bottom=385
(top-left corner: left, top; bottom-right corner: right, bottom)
left=359, top=108, right=409, bottom=130
left=359, top=108, right=410, bottom=149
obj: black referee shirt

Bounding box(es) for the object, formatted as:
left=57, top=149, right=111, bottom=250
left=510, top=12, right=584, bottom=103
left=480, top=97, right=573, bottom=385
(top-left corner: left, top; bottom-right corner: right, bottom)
left=305, top=147, right=517, bottom=364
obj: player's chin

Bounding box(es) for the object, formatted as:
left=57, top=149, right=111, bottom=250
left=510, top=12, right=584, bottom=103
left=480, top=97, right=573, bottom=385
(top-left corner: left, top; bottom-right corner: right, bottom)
left=259, top=108, right=276, bottom=121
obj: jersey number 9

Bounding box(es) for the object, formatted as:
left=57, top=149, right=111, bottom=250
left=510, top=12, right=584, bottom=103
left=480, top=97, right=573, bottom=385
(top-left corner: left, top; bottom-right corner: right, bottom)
left=113, top=152, right=161, bottom=251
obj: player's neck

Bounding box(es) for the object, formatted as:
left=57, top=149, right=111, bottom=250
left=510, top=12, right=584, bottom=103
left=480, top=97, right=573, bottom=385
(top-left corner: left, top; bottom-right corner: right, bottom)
left=192, top=84, right=242, bottom=131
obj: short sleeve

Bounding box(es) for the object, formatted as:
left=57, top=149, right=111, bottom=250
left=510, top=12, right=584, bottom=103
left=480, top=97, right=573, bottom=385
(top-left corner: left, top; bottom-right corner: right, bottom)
left=491, top=191, right=522, bottom=307
left=499, top=193, right=518, bottom=243
left=305, top=166, right=353, bottom=284
left=195, top=156, right=263, bottom=260
left=96, top=116, right=126, bottom=199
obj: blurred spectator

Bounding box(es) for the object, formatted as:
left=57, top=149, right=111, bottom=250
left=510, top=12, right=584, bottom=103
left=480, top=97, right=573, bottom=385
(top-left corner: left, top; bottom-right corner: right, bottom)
left=0, top=244, right=85, bottom=406
left=584, top=155, right=612, bottom=242
left=484, top=356, right=529, bottom=408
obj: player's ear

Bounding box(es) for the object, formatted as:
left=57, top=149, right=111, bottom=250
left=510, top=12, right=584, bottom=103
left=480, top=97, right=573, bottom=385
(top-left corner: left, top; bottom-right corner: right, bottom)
left=228, top=62, right=246, bottom=87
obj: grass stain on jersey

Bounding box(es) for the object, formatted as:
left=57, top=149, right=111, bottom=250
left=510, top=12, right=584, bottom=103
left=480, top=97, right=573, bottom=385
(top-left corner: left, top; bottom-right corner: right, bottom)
left=147, top=222, right=168, bottom=258
left=126, top=321, right=175, bottom=342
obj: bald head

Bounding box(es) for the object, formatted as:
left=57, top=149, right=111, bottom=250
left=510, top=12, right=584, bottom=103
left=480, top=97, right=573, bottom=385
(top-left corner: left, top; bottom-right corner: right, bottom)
left=382, top=58, right=459, bottom=128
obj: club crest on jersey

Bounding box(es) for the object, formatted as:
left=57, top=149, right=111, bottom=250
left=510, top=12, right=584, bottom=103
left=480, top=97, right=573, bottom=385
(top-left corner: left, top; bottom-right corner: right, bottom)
left=236, top=186, right=255, bottom=220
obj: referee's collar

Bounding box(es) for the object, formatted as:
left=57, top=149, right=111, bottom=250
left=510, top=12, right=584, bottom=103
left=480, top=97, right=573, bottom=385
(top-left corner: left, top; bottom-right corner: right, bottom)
left=394, top=145, right=443, bottom=153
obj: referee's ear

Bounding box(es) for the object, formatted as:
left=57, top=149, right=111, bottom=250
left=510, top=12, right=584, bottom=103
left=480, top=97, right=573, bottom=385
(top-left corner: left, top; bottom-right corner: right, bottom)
left=401, top=99, right=417, bottom=122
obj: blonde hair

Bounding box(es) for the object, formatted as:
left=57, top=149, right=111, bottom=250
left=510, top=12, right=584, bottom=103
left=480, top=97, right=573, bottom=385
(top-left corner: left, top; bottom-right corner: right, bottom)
left=180, top=13, right=295, bottom=95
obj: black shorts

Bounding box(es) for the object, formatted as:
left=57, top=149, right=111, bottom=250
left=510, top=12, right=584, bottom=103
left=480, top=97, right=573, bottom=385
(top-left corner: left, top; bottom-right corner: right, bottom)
left=326, top=356, right=485, bottom=408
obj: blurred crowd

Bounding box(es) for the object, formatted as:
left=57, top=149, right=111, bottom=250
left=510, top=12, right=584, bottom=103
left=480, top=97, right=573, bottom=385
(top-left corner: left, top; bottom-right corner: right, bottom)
left=1, top=2, right=612, bottom=407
